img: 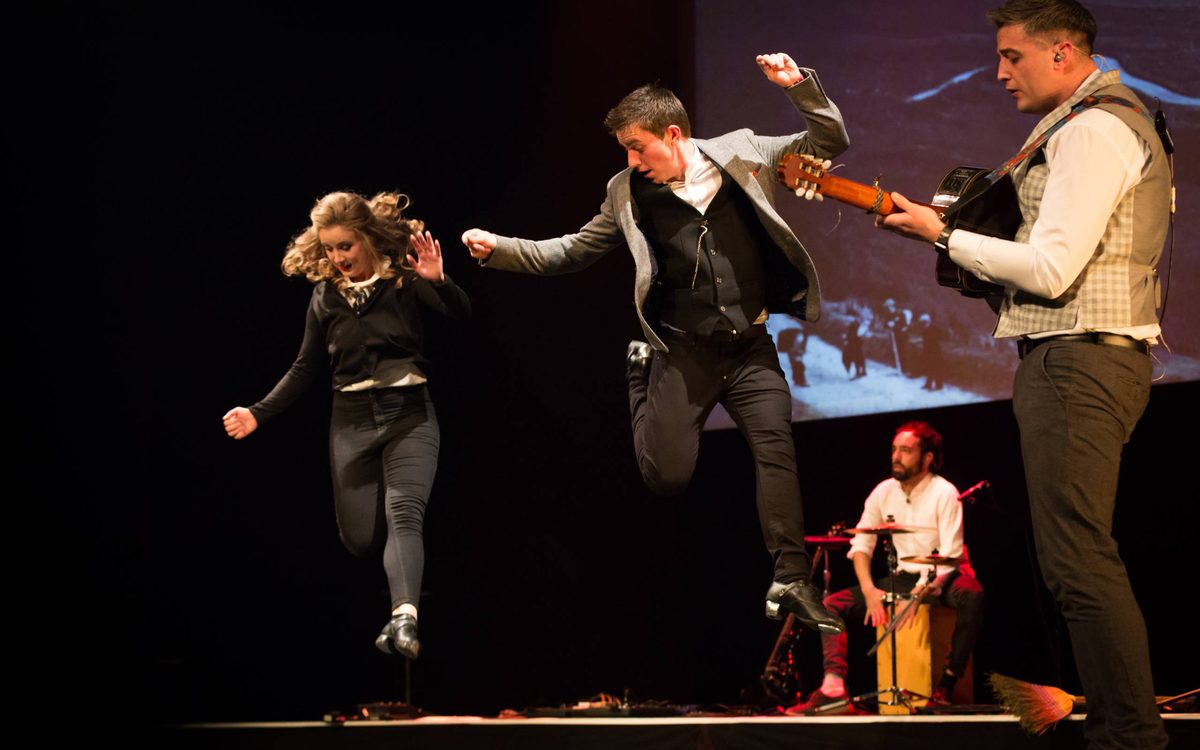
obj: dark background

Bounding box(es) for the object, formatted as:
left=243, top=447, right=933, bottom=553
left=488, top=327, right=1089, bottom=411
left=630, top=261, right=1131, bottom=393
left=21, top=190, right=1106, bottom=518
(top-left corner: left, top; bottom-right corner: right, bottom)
left=27, top=1, right=1194, bottom=724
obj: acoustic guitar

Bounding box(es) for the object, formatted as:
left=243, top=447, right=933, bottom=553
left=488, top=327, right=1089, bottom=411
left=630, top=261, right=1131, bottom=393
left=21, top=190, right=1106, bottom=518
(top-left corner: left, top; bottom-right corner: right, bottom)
left=777, top=154, right=1024, bottom=300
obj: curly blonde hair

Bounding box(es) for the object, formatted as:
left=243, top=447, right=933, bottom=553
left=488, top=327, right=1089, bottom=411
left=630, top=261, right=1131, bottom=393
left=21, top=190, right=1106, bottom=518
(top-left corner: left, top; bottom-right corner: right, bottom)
left=281, top=191, right=425, bottom=292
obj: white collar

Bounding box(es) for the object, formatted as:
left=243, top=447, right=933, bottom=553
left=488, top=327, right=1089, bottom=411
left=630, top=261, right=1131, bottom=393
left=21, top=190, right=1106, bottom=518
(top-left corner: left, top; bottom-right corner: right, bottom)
left=347, top=273, right=381, bottom=289
left=667, top=140, right=707, bottom=187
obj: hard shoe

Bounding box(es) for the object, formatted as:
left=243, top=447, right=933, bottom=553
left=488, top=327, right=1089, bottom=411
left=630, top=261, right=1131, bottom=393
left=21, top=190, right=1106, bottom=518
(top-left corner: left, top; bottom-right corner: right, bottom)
left=375, top=613, right=420, bottom=659
left=627, top=340, right=652, bottom=374
left=765, top=580, right=845, bottom=634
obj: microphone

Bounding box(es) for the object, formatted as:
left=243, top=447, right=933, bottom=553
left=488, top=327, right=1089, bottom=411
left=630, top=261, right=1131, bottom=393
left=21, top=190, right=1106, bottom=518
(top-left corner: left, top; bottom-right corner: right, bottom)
left=958, top=480, right=990, bottom=503
left=1155, top=104, right=1174, bottom=155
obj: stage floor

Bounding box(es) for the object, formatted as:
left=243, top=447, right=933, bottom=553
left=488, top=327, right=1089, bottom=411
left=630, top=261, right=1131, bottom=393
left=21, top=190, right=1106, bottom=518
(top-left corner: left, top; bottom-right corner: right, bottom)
left=165, top=712, right=1200, bottom=749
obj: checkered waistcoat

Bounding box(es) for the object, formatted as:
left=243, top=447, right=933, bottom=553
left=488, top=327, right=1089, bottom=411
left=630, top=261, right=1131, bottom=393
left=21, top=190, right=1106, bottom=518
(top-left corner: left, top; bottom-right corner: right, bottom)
left=995, top=71, right=1170, bottom=337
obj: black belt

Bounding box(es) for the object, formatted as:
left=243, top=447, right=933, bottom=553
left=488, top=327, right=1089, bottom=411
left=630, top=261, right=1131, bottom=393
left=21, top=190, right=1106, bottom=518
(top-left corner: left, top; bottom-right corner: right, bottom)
left=1017, top=332, right=1149, bottom=359
left=709, top=324, right=768, bottom=342
left=662, top=323, right=767, bottom=344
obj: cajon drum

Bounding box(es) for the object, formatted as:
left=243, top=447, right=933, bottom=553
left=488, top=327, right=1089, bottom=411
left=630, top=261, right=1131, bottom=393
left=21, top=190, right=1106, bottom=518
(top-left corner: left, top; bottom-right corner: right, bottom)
left=875, top=603, right=974, bottom=714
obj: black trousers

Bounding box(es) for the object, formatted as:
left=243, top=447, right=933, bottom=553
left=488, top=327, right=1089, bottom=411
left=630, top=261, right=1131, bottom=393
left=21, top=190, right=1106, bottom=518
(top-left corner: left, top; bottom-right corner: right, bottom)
left=330, top=386, right=439, bottom=609
left=819, top=570, right=984, bottom=680
left=1013, top=340, right=1165, bottom=749
left=627, top=329, right=810, bottom=581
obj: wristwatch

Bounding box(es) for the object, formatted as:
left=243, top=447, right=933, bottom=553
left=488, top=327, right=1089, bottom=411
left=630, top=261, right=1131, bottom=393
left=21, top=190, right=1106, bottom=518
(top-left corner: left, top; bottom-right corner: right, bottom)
left=933, top=225, right=954, bottom=255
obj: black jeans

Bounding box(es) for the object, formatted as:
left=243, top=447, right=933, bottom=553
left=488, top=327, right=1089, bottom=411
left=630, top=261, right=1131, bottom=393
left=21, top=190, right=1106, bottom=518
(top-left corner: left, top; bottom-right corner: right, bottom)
left=1014, top=339, right=1165, bottom=750
left=627, top=329, right=810, bottom=581
left=330, top=386, right=439, bottom=609
left=820, top=571, right=984, bottom=680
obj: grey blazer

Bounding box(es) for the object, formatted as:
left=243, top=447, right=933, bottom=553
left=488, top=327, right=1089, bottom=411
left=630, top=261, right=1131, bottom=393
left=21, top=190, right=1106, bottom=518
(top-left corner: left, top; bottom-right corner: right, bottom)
left=488, top=69, right=848, bottom=351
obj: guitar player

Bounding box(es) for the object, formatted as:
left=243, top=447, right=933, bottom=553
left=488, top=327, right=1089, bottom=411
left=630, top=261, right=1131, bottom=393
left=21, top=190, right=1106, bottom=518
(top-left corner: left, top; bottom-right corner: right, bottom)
left=878, top=2, right=1170, bottom=747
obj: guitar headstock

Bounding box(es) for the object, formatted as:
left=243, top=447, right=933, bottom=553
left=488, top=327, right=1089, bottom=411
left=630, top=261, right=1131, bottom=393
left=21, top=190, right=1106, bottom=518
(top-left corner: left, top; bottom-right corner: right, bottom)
left=777, top=153, right=833, bottom=201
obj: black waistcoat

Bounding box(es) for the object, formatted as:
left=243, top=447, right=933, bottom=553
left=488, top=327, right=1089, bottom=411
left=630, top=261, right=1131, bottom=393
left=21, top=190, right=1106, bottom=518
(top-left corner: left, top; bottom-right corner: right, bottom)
left=631, top=166, right=771, bottom=336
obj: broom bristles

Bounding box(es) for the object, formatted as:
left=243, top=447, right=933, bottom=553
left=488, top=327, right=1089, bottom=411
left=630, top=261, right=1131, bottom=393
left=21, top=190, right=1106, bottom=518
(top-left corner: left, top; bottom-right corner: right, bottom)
left=988, top=672, right=1082, bottom=735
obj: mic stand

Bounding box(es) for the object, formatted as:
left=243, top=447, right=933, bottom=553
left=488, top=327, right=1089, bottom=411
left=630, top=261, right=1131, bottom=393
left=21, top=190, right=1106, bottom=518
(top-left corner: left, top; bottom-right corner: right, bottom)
left=809, top=532, right=929, bottom=714
left=351, top=658, right=422, bottom=720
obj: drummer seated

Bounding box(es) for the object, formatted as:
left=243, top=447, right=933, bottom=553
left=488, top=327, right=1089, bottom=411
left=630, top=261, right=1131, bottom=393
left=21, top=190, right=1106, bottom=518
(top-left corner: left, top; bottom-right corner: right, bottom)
left=788, top=421, right=984, bottom=714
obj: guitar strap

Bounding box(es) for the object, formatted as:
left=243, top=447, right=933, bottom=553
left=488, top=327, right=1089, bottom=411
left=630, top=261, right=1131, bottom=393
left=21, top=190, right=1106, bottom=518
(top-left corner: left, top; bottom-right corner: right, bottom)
left=941, top=94, right=1150, bottom=223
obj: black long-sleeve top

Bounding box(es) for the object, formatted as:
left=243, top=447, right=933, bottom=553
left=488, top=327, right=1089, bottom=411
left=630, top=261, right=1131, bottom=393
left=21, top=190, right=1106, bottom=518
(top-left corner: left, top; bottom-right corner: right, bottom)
left=250, top=273, right=470, bottom=424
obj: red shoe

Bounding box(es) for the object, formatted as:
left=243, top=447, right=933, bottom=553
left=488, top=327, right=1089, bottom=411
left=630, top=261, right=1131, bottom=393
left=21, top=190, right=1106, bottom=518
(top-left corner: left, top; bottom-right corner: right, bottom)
left=785, top=689, right=851, bottom=715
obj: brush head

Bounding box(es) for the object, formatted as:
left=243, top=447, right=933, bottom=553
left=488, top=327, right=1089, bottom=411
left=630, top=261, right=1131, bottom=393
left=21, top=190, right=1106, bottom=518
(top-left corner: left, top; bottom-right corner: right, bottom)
left=988, top=672, right=1082, bottom=735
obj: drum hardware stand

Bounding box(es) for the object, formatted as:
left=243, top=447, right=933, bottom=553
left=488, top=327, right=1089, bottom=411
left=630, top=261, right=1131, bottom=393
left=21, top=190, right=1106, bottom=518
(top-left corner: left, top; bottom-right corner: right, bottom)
left=352, top=658, right=421, bottom=720
left=759, top=524, right=847, bottom=703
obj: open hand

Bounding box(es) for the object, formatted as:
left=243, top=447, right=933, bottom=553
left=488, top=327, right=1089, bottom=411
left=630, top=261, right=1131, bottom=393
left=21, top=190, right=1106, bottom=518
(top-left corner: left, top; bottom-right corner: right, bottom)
left=409, top=230, right=445, bottom=284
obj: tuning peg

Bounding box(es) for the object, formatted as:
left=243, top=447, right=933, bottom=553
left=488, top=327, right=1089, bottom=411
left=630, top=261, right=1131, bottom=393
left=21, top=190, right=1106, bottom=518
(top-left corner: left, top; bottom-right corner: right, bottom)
left=804, top=188, right=815, bottom=200
left=823, top=159, right=832, bottom=169
left=814, top=193, right=824, bottom=202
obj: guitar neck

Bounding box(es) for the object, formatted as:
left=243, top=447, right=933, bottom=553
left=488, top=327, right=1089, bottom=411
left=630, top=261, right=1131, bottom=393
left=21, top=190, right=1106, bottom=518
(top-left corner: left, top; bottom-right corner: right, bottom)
left=817, top=173, right=900, bottom=216
left=777, top=154, right=937, bottom=216
left=778, top=154, right=1008, bottom=299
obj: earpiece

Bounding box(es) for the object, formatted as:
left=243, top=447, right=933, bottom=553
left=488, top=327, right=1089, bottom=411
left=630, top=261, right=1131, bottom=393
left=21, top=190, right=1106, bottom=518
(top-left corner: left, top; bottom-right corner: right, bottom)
left=1054, top=52, right=1064, bottom=62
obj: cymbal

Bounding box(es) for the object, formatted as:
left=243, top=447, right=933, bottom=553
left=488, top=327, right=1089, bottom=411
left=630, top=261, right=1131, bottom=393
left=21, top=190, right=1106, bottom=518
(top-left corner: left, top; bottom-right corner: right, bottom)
left=902, top=554, right=961, bottom=565
left=804, top=535, right=852, bottom=545
left=846, top=522, right=936, bottom=535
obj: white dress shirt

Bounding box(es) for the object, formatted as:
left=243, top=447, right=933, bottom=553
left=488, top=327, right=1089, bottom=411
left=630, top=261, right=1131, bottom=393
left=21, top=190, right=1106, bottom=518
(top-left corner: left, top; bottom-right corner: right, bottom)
left=948, top=71, right=1159, bottom=341
left=849, top=473, right=965, bottom=580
